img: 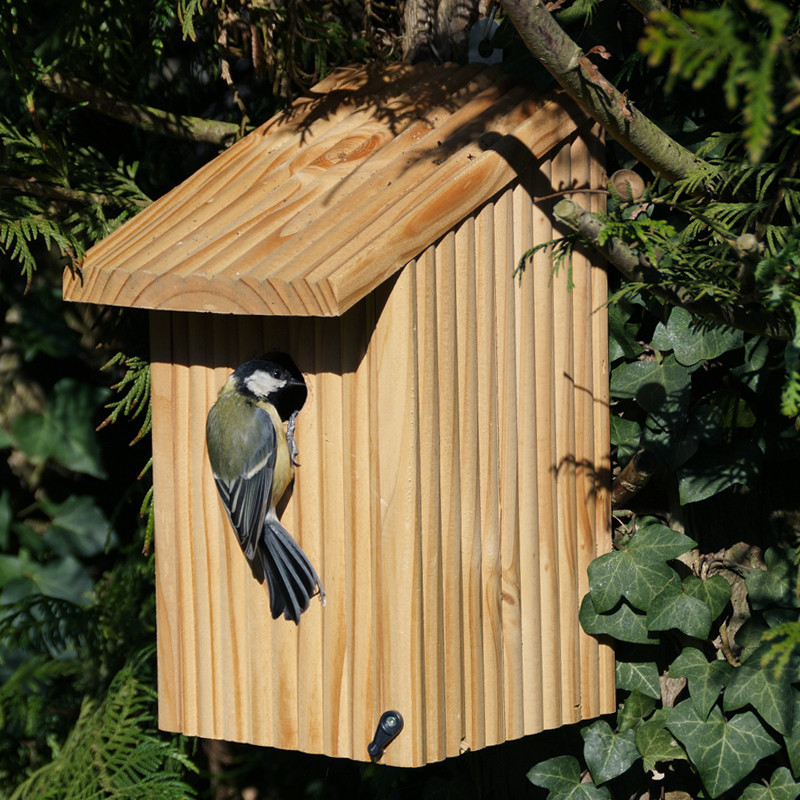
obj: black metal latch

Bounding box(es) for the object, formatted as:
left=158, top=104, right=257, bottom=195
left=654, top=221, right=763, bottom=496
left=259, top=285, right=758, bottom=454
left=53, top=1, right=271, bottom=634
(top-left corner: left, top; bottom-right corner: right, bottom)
left=367, top=710, right=404, bottom=761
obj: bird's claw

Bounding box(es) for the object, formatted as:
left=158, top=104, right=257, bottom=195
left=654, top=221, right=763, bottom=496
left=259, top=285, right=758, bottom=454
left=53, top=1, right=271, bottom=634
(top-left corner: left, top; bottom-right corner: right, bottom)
left=287, top=409, right=300, bottom=466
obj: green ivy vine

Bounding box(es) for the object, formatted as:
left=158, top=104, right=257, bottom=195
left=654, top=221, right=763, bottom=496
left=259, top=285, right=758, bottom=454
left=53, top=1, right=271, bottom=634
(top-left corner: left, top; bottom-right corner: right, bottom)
left=530, top=523, right=800, bottom=799
left=527, top=284, right=800, bottom=798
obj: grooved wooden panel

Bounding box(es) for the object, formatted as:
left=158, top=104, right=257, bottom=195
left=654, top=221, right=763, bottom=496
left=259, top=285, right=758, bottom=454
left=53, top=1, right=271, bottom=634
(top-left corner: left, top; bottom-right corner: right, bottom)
left=64, top=63, right=588, bottom=317
left=150, top=132, right=614, bottom=766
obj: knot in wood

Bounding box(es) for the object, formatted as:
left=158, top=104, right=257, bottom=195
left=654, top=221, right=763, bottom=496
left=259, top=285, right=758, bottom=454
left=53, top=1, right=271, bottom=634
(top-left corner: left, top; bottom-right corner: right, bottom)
left=311, top=134, right=381, bottom=168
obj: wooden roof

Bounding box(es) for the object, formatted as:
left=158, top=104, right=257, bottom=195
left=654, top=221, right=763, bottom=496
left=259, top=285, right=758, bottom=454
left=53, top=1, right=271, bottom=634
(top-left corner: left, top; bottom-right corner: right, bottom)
left=63, top=62, right=588, bottom=316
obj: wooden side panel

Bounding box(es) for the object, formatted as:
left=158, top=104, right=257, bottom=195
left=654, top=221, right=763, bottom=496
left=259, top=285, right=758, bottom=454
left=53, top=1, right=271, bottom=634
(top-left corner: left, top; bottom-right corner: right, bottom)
left=589, top=128, right=617, bottom=715
left=152, top=132, right=613, bottom=768
left=414, top=243, right=449, bottom=758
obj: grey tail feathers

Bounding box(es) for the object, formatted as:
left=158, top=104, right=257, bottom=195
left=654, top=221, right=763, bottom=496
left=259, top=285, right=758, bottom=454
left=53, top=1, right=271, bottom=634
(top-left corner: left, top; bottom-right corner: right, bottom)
left=260, top=517, right=324, bottom=624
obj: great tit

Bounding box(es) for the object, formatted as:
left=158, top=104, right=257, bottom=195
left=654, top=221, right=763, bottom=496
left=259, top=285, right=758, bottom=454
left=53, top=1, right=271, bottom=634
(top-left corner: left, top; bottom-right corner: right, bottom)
left=206, top=359, right=324, bottom=623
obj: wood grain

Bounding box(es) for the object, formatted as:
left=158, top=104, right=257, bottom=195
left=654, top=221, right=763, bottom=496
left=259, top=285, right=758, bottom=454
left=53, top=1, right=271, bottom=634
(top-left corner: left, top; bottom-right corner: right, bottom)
left=64, top=63, right=587, bottom=319
left=94, top=65, right=620, bottom=767
left=150, top=129, right=614, bottom=767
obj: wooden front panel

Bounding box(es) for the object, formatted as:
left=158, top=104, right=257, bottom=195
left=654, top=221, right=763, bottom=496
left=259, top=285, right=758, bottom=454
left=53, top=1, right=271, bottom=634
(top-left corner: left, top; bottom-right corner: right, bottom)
left=151, top=135, right=614, bottom=767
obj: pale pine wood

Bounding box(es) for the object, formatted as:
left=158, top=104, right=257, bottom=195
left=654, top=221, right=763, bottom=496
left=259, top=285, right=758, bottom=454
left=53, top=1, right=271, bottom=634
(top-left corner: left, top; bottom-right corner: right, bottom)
left=494, top=187, right=524, bottom=742
left=64, top=63, right=586, bottom=319
left=569, top=130, right=604, bottom=719
left=82, top=63, right=430, bottom=273
left=521, top=164, right=551, bottom=732
left=150, top=312, right=182, bottom=732
left=589, top=131, right=617, bottom=715
left=551, top=140, right=581, bottom=725
left=430, top=230, right=467, bottom=757
left=97, top=68, right=617, bottom=767
left=156, top=67, right=503, bottom=292
left=414, top=244, right=448, bottom=758
left=474, top=201, right=504, bottom=747
left=266, top=86, right=544, bottom=304
left=317, top=99, right=583, bottom=315
left=373, top=263, right=426, bottom=765
left=65, top=62, right=484, bottom=313
left=453, top=216, right=482, bottom=752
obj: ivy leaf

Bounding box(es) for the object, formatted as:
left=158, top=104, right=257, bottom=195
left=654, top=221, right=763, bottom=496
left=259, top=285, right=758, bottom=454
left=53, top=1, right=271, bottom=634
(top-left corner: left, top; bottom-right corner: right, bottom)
left=41, top=495, right=117, bottom=558
left=579, top=594, right=653, bottom=644
left=677, top=441, right=763, bottom=504
left=616, top=660, right=661, bottom=700
left=682, top=574, right=732, bottom=621
left=617, top=689, right=657, bottom=733
left=636, top=710, right=689, bottom=772
left=587, top=524, right=696, bottom=613
left=32, top=557, right=95, bottom=604
left=526, top=755, right=611, bottom=800
left=643, top=416, right=700, bottom=471
left=784, top=690, right=800, bottom=778
left=732, top=337, right=770, bottom=393
left=9, top=284, right=82, bottom=361
left=737, top=618, right=772, bottom=664
left=10, top=379, right=109, bottom=479
left=746, top=549, right=800, bottom=611
left=652, top=306, right=743, bottom=366
left=581, top=720, right=640, bottom=784
left=610, top=355, right=696, bottom=430
left=724, top=645, right=794, bottom=736
left=48, top=379, right=110, bottom=478
left=669, top=647, right=733, bottom=720
left=0, top=490, right=12, bottom=551
left=0, top=553, right=24, bottom=587
left=608, top=301, right=643, bottom=362
left=685, top=404, right=726, bottom=448
left=646, top=577, right=713, bottom=639
left=1, top=555, right=95, bottom=606
left=739, top=767, right=800, bottom=800
left=667, top=701, right=781, bottom=798
left=610, top=416, right=641, bottom=465
left=11, top=411, right=60, bottom=465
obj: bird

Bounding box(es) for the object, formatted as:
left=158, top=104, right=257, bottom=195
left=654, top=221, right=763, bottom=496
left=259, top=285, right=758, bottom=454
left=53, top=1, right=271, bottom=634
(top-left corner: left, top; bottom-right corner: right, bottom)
left=205, top=358, right=324, bottom=623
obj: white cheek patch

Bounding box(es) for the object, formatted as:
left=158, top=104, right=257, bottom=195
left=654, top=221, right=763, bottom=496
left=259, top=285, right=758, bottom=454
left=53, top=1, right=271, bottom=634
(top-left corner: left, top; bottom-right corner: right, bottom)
left=244, top=370, right=284, bottom=397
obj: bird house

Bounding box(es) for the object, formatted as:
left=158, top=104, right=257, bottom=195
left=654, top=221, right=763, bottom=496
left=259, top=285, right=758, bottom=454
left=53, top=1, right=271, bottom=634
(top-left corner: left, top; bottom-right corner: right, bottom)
left=63, top=62, right=615, bottom=767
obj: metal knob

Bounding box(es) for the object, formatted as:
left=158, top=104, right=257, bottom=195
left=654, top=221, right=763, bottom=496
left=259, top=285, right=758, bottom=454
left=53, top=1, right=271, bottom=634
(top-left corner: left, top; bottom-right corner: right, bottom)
left=367, top=710, right=404, bottom=761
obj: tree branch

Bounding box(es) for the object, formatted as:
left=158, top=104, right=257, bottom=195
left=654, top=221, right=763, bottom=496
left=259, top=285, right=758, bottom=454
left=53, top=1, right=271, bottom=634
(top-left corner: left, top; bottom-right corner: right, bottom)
left=626, top=0, right=671, bottom=20
left=0, top=174, right=150, bottom=209
left=499, top=0, right=707, bottom=185
left=37, top=70, right=242, bottom=147
left=553, top=198, right=791, bottom=340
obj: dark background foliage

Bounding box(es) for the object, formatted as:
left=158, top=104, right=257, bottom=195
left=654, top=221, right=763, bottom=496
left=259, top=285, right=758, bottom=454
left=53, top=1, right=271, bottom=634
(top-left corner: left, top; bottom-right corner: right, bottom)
left=2, top=1, right=800, bottom=798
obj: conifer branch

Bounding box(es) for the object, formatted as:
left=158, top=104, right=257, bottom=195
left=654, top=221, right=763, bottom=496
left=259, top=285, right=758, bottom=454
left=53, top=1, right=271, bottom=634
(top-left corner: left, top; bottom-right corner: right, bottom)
left=37, top=69, right=242, bottom=146
left=553, top=198, right=791, bottom=340
left=499, top=0, right=709, bottom=186
left=0, top=174, right=150, bottom=208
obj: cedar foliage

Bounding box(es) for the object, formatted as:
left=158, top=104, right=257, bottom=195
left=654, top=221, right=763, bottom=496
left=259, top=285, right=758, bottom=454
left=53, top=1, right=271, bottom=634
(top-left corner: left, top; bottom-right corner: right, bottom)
left=2, top=0, right=800, bottom=798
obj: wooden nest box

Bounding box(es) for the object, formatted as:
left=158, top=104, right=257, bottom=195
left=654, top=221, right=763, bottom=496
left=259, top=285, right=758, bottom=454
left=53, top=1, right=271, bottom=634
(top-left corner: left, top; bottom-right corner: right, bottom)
left=64, top=62, right=615, bottom=767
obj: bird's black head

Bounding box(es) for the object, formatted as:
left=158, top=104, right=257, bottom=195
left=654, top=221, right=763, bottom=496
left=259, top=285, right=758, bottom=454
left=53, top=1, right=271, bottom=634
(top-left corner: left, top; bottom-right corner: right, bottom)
left=233, top=357, right=307, bottom=419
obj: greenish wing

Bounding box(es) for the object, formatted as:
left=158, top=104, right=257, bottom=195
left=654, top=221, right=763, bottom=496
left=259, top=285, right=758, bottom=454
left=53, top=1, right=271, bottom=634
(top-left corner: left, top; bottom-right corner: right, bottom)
left=211, top=405, right=277, bottom=561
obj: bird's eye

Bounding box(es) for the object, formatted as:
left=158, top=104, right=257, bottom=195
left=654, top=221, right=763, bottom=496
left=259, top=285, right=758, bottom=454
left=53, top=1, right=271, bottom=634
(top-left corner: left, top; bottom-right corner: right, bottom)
left=271, top=368, right=282, bottom=379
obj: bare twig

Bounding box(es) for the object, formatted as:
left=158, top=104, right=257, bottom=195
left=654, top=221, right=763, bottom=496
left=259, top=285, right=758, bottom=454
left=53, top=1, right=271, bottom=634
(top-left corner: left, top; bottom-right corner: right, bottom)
left=626, top=0, right=672, bottom=21
left=37, top=69, right=242, bottom=147
left=612, top=449, right=657, bottom=508
left=499, top=0, right=709, bottom=186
